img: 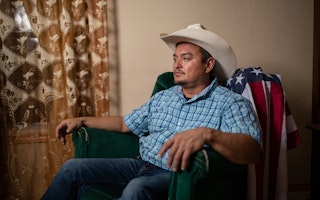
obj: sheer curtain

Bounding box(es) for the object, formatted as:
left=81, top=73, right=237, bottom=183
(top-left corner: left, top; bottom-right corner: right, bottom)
left=0, top=0, right=110, bottom=199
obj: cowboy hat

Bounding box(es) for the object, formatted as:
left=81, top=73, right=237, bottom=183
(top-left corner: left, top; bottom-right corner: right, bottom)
left=160, top=24, right=237, bottom=82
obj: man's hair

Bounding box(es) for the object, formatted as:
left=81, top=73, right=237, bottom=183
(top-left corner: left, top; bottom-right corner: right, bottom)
left=199, top=46, right=213, bottom=64
left=199, top=46, right=215, bottom=81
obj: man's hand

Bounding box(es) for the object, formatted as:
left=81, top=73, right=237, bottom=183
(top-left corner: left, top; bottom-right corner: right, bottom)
left=55, top=118, right=83, bottom=144
left=158, top=127, right=209, bottom=171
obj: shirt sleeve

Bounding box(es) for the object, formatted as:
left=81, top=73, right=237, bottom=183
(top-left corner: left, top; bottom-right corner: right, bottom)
left=124, top=101, right=151, bottom=137
left=221, top=96, right=262, bottom=146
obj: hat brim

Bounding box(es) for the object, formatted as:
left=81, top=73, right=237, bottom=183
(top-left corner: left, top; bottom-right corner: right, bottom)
left=160, top=27, right=236, bottom=82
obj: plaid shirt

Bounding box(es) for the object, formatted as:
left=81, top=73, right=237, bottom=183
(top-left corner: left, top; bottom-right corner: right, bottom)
left=124, top=79, right=261, bottom=171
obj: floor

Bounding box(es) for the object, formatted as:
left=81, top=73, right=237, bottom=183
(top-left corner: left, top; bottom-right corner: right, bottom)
left=288, top=190, right=310, bottom=200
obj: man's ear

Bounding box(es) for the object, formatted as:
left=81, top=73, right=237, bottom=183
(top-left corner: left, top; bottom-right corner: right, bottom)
left=205, top=57, right=215, bottom=73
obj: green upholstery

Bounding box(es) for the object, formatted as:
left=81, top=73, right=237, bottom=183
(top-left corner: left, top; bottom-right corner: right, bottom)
left=151, top=71, right=176, bottom=96
left=72, top=72, right=248, bottom=200
left=73, top=127, right=139, bottom=159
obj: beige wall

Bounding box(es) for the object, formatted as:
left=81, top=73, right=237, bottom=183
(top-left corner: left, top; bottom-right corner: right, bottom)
left=110, top=0, right=314, bottom=185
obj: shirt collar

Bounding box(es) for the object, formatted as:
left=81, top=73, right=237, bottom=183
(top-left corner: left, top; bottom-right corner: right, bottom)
left=174, top=78, right=219, bottom=102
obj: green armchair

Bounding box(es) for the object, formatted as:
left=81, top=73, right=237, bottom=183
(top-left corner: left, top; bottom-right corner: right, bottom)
left=72, top=72, right=248, bottom=200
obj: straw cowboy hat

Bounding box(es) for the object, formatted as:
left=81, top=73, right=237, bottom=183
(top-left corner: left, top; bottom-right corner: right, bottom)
left=160, top=24, right=237, bottom=82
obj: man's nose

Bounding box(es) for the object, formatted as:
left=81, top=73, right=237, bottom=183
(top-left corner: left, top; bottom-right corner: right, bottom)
left=173, top=58, right=182, bottom=69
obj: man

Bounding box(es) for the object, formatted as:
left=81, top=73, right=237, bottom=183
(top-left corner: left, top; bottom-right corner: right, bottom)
left=41, top=24, right=262, bottom=200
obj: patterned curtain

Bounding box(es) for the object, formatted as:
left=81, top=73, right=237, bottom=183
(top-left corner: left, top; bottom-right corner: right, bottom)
left=0, top=0, right=109, bottom=199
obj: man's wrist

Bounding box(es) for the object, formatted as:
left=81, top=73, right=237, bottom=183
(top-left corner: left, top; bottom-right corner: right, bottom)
left=202, top=127, right=216, bottom=145
left=79, top=117, right=87, bottom=127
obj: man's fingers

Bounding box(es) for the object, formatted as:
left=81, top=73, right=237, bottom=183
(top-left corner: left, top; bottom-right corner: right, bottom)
left=180, top=149, right=192, bottom=171
left=55, top=118, right=83, bottom=145
left=55, top=125, right=63, bottom=138
left=158, top=131, right=199, bottom=171
left=55, top=120, right=70, bottom=145
left=158, top=139, right=173, bottom=158
left=166, top=143, right=180, bottom=170
left=66, top=121, right=76, bottom=133
left=170, top=140, right=194, bottom=171
left=55, top=121, right=68, bottom=138
left=170, top=148, right=183, bottom=171
left=60, top=136, right=66, bottom=144
left=56, top=127, right=66, bottom=144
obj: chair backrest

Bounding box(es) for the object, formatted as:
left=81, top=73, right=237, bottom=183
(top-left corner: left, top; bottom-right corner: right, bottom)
left=152, top=68, right=302, bottom=200
left=151, top=72, right=175, bottom=96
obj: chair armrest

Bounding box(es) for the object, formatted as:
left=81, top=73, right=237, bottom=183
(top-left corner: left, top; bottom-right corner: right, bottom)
left=72, top=127, right=140, bottom=159
left=169, top=149, right=247, bottom=200
left=206, top=148, right=248, bottom=175
left=73, top=127, right=247, bottom=200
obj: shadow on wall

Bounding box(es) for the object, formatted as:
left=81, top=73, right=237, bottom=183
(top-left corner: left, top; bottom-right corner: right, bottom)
left=108, top=0, right=121, bottom=115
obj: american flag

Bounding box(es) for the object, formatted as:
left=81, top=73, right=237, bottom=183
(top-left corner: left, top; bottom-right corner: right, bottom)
left=226, top=67, right=302, bottom=200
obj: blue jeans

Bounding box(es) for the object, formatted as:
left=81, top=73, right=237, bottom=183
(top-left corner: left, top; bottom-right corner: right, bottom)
left=41, top=158, right=171, bottom=200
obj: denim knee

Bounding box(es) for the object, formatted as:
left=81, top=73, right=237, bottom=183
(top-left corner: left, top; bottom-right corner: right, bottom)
left=59, top=159, right=81, bottom=173
left=121, top=178, right=152, bottom=200
left=41, top=159, right=84, bottom=200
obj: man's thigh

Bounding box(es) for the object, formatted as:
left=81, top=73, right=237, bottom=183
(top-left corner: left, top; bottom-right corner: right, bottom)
left=76, top=158, right=145, bottom=194
left=119, top=162, right=171, bottom=200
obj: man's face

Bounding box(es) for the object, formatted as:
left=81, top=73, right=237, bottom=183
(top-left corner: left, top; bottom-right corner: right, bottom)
left=172, top=43, right=213, bottom=88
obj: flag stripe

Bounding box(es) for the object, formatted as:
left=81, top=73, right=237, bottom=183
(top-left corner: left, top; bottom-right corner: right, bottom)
left=226, top=67, right=302, bottom=200
left=247, top=81, right=267, bottom=200
left=268, top=81, right=285, bottom=199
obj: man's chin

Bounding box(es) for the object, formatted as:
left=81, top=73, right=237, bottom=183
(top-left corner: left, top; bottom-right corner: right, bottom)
left=174, top=80, right=186, bottom=86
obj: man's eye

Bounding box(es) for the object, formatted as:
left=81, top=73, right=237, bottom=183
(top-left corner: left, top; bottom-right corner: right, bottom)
left=183, top=57, right=191, bottom=61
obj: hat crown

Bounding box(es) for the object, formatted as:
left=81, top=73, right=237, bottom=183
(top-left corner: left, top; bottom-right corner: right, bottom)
left=186, top=24, right=207, bottom=30
left=160, top=24, right=237, bottom=82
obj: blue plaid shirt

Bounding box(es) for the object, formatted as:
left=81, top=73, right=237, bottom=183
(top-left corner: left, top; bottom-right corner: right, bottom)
left=124, top=79, right=261, bottom=171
